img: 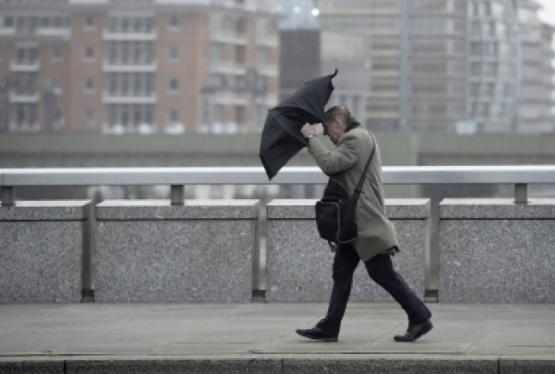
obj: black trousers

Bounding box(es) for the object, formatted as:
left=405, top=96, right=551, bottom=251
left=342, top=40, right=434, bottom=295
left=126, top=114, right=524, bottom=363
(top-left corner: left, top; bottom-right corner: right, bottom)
left=316, top=244, right=431, bottom=337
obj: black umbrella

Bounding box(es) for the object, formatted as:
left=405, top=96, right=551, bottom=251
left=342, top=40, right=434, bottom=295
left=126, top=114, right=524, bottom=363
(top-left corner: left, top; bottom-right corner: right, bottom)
left=259, top=69, right=338, bottom=180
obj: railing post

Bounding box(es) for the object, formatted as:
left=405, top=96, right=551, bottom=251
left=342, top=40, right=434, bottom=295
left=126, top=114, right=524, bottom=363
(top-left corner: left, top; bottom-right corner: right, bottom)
left=171, top=185, right=184, bottom=205
left=424, top=198, right=440, bottom=303
left=1, top=186, right=15, bottom=207
left=514, top=183, right=528, bottom=204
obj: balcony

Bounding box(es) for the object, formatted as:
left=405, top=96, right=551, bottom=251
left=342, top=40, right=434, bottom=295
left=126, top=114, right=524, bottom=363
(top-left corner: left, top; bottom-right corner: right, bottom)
left=35, top=28, right=71, bottom=39
left=211, top=92, right=248, bottom=105
left=210, top=31, right=247, bottom=45
left=209, top=61, right=246, bottom=75
left=10, top=60, right=40, bottom=72
left=102, top=93, right=157, bottom=104
left=0, top=27, right=16, bottom=37
left=8, top=92, right=40, bottom=103
left=256, top=35, right=278, bottom=48
left=257, top=64, right=278, bottom=77
left=103, top=61, right=157, bottom=72
left=103, top=30, right=157, bottom=41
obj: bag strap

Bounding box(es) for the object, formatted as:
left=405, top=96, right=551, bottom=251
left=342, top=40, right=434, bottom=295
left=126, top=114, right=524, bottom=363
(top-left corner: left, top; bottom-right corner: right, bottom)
left=326, top=132, right=376, bottom=201
left=352, top=133, right=376, bottom=202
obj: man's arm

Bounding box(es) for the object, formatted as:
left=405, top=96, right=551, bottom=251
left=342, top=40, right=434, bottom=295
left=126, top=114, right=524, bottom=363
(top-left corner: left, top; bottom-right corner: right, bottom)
left=307, top=134, right=358, bottom=175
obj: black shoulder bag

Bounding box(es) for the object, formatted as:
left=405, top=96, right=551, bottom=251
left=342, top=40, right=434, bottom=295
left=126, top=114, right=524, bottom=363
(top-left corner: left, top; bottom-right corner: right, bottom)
left=314, top=135, right=376, bottom=251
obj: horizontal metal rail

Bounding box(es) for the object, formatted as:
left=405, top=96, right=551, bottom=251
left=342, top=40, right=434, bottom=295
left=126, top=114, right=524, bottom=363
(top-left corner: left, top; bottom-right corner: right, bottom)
left=2, top=165, right=555, bottom=186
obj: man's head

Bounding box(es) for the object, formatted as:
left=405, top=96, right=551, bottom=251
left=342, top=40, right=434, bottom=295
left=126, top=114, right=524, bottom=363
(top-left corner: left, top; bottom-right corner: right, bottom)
left=323, top=106, right=358, bottom=144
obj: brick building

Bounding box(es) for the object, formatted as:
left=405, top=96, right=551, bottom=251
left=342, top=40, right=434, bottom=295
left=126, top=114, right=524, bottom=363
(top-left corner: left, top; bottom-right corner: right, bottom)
left=0, top=0, right=280, bottom=134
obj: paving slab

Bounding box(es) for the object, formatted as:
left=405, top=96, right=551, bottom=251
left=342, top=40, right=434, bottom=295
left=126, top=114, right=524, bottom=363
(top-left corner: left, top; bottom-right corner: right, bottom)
left=0, top=303, right=554, bottom=373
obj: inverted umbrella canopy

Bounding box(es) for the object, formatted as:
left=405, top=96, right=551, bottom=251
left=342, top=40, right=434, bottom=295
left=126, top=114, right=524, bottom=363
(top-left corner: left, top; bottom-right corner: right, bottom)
left=259, top=69, right=338, bottom=180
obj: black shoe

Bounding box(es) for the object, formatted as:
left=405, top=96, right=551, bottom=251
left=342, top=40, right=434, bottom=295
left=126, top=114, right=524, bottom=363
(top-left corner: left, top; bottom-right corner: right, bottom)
left=295, top=327, right=338, bottom=342
left=394, top=320, right=433, bottom=342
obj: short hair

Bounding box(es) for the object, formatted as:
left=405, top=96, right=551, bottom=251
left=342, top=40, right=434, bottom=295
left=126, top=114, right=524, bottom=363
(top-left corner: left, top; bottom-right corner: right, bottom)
left=324, top=105, right=360, bottom=131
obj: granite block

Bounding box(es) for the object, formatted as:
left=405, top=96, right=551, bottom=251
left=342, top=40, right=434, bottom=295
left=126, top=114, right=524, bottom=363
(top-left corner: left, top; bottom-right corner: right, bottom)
left=95, top=200, right=259, bottom=302
left=282, top=357, right=497, bottom=374
left=440, top=219, right=555, bottom=303
left=96, top=199, right=259, bottom=220
left=500, top=359, right=555, bottom=374
left=0, top=201, right=87, bottom=303
left=0, top=200, right=90, bottom=221
left=440, top=198, right=555, bottom=219
left=66, top=359, right=281, bottom=374
left=0, top=360, right=64, bottom=374
left=439, top=199, right=555, bottom=303
left=266, top=199, right=429, bottom=302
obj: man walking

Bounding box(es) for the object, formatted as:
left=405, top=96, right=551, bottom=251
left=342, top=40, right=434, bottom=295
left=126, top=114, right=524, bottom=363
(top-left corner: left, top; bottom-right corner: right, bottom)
left=296, top=105, right=433, bottom=343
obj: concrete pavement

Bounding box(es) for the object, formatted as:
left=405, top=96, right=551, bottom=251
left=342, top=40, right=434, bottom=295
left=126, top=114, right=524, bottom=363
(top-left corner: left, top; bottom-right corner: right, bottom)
left=0, top=303, right=554, bottom=373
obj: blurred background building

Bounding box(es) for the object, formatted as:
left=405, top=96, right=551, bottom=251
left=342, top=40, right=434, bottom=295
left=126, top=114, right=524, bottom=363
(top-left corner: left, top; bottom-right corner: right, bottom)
left=517, top=0, right=554, bottom=133
left=1, top=0, right=553, bottom=135
left=0, top=0, right=280, bottom=135
left=313, top=0, right=554, bottom=134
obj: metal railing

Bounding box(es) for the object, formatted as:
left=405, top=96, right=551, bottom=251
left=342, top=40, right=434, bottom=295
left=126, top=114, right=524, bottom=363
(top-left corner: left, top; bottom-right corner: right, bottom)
left=2, top=165, right=555, bottom=301
left=2, top=165, right=555, bottom=206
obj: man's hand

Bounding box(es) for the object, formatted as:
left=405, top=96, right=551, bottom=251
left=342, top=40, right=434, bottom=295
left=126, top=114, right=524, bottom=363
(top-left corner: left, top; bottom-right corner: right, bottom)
left=301, top=123, right=317, bottom=138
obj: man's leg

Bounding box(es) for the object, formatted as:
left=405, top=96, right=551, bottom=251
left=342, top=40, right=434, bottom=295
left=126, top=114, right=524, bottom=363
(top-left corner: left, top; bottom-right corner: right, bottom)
left=364, top=253, right=431, bottom=325
left=315, top=243, right=360, bottom=337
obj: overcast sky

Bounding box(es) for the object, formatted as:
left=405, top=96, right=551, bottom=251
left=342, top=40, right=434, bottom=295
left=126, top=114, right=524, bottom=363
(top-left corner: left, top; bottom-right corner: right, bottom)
left=537, top=0, right=555, bottom=26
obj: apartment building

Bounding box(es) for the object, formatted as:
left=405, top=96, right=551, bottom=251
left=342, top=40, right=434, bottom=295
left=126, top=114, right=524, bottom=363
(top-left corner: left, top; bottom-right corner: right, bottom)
left=314, top=0, right=553, bottom=133
left=315, top=0, right=404, bottom=130
left=517, top=0, right=554, bottom=133
left=0, top=0, right=280, bottom=134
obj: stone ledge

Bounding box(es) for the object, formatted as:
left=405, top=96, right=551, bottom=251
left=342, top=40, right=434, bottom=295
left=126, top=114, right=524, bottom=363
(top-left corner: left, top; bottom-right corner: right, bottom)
left=267, top=199, right=431, bottom=220
left=281, top=357, right=498, bottom=374
left=500, top=358, right=555, bottom=374
left=96, top=199, right=260, bottom=220
left=0, top=200, right=90, bottom=221
left=440, top=198, right=555, bottom=219
left=0, top=360, right=64, bottom=374
left=4, top=356, right=553, bottom=374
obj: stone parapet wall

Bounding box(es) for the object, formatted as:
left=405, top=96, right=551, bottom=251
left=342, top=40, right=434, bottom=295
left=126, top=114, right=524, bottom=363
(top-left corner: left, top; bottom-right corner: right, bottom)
left=266, top=199, right=431, bottom=302
left=439, top=198, right=555, bottom=303
left=0, top=200, right=89, bottom=303
left=94, top=200, right=259, bottom=303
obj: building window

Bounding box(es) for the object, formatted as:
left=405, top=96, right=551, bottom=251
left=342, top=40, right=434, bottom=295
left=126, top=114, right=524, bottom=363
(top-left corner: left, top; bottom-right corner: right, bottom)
left=15, top=45, right=38, bottom=65
left=235, top=45, right=246, bottom=64
left=12, top=72, right=37, bottom=95
left=85, top=46, right=95, bottom=61
left=15, top=103, right=37, bottom=129
left=234, top=105, right=246, bottom=124
left=169, top=109, right=179, bottom=123
left=108, top=41, right=154, bottom=65
left=84, top=109, right=96, bottom=127
left=4, top=16, right=13, bottom=28
left=84, top=78, right=94, bottom=93
left=108, top=73, right=154, bottom=96
left=84, top=15, right=94, bottom=30
left=108, top=16, right=153, bottom=34
left=235, top=17, right=247, bottom=35
left=108, top=104, right=153, bottom=132
left=168, top=46, right=180, bottom=62
left=51, top=45, right=62, bottom=62
left=169, top=78, right=179, bottom=93
left=169, top=15, right=180, bottom=29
